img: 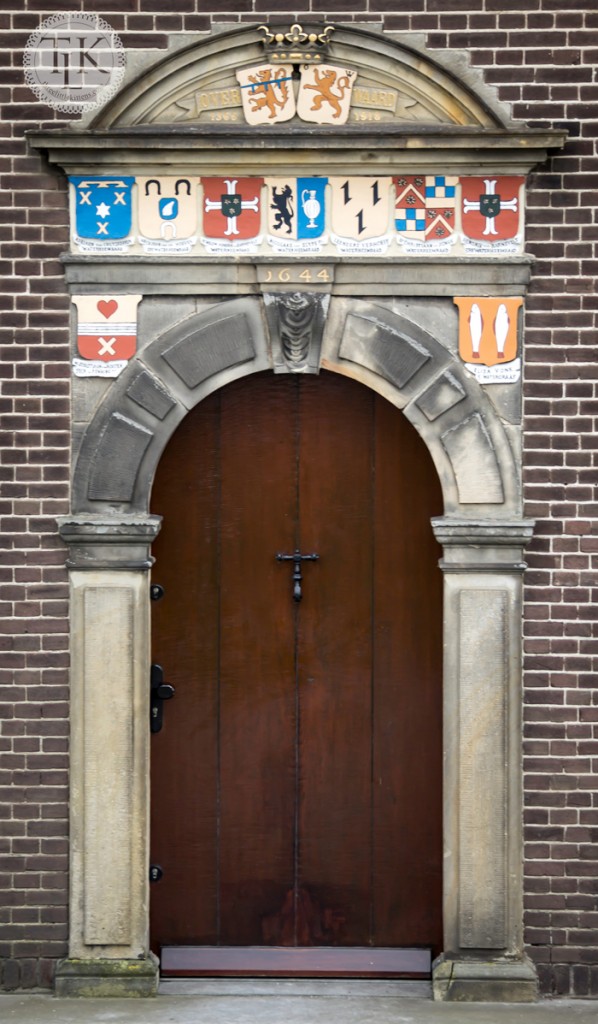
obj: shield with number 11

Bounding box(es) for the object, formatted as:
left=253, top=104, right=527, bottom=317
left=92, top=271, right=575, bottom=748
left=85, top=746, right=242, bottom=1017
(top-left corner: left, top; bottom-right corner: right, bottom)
left=330, top=177, right=391, bottom=239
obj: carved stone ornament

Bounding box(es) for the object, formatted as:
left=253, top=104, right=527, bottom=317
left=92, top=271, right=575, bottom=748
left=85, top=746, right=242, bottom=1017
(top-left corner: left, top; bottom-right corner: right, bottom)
left=258, top=23, right=335, bottom=64
left=61, top=23, right=539, bottom=131
left=264, top=291, right=329, bottom=374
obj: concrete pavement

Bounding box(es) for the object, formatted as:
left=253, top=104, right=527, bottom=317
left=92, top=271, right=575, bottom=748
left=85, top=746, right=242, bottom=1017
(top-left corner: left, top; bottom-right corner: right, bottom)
left=1, top=981, right=598, bottom=1024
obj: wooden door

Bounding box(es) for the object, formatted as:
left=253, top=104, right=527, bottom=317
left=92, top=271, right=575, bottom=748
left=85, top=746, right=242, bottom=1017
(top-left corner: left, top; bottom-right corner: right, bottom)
left=150, top=370, right=443, bottom=970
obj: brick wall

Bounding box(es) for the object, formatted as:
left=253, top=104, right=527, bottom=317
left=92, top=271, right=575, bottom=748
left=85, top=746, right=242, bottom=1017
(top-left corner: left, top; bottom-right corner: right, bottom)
left=1, top=0, right=596, bottom=997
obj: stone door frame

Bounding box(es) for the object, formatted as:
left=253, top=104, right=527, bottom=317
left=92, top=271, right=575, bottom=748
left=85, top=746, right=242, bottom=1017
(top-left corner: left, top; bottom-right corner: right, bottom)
left=55, top=292, right=535, bottom=1000
left=28, top=22, right=568, bottom=1000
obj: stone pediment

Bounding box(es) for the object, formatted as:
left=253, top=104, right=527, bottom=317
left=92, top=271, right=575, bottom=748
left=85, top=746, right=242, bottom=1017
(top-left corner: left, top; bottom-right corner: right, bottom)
left=89, top=23, right=505, bottom=131
left=29, top=24, right=566, bottom=178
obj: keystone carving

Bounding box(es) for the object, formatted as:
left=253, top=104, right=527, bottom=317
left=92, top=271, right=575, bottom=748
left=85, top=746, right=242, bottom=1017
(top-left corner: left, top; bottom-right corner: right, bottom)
left=264, top=291, right=329, bottom=374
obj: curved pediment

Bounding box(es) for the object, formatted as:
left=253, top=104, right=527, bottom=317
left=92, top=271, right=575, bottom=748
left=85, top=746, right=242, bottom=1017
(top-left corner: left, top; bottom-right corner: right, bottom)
left=90, top=23, right=507, bottom=131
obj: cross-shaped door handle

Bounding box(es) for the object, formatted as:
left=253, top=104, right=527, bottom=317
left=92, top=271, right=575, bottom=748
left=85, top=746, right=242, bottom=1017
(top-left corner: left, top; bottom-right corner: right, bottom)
left=276, top=550, right=319, bottom=602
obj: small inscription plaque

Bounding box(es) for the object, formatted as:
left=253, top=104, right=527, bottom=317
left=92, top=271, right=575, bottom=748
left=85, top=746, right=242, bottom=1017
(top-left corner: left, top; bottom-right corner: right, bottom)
left=257, top=265, right=333, bottom=287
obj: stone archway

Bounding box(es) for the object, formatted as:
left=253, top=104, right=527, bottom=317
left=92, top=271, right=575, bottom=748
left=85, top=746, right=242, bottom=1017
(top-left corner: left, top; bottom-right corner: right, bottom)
left=57, top=295, right=536, bottom=1000
left=69, top=295, right=519, bottom=516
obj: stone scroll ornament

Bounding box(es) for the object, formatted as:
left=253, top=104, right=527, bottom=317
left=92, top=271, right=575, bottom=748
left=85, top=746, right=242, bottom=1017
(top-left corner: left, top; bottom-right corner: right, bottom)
left=265, top=177, right=328, bottom=253
left=69, top=175, right=135, bottom=254
left=460, top=176, right=524, bottom=254
left=71, top=294, right=142, bottom=378
left=137, top=176, right=199, bottom=254
left=454, top=296, right=523, bottom=384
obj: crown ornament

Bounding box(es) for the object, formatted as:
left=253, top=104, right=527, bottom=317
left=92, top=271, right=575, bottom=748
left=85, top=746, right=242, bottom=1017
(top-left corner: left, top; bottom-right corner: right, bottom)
left=257, top=23, right=335, bottom=64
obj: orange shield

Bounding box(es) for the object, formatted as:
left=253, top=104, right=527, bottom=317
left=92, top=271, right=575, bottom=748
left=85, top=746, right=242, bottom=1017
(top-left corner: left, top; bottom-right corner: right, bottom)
left=454, top=296, right=523, bottom=366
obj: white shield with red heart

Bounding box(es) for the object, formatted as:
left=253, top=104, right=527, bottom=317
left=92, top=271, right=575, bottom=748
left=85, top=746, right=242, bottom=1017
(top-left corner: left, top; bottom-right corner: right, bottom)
left=71, top=295, right=142, bottom=374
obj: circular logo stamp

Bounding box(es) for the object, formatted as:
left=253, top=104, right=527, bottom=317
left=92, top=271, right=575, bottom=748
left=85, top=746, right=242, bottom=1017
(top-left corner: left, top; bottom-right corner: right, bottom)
left=23, top=12, right=126, bottom=114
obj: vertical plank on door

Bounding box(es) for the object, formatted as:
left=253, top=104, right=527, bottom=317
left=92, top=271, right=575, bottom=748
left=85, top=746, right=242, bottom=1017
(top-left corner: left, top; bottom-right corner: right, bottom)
left=372, top=393, right=444, bottom=951
left=297, top=373, right=374, bottom=946
left=218, top=375, right=297, bottom=945
left=150, top=394, right=220, bottom=946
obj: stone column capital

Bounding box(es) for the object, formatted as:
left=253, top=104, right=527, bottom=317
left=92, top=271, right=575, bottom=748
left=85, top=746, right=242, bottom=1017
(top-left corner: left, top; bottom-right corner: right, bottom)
left=57, top=514, right=162, bottom=570
left=431, top=516, right=535, bottom=573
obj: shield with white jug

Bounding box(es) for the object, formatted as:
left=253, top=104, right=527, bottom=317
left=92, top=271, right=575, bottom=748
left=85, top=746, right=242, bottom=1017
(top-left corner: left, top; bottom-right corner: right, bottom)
left=266, top=177, right=327, bottom=240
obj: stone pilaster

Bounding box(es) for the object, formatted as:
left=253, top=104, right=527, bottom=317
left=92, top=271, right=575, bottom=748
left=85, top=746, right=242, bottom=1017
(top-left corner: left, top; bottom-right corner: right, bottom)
left=54, top=516, right=161, bottom=997
left=431, top=517, right=538, bottom=1003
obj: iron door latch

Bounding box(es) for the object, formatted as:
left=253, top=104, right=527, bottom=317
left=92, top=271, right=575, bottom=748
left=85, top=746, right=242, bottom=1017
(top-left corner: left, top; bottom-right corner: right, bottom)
left=276, top=549, right=319, bottom=602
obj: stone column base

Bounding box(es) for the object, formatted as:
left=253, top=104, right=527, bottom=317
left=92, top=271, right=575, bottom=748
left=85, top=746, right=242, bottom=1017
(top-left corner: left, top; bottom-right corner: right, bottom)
left=54, top=955, right=159, bottom=997
left=432, top=955, right=538, bottom=1002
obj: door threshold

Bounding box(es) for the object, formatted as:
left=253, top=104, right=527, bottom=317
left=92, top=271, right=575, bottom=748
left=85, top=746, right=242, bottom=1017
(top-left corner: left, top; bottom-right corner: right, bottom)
left=159, top=978, right=433, bottom=998
left=160, top=946, right=431, bottom=978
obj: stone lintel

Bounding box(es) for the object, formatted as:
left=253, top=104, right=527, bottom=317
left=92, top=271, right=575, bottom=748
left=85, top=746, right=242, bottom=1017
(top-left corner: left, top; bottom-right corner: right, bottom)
left=28, top=127, right=567, bottom=178
left=57, top=515, right=162, bottom=570
left=54, top=956, right=159, bottom=998
left=432, top=516, right=535, bottom=572
left=432, top=955, right=538, bottom=1003
left=61, top=255, right=533, bottom=298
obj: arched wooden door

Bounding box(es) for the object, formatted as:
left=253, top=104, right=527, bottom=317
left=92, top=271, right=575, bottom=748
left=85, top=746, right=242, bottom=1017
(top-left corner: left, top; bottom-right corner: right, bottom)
left=149, top=370, right=443, bottom=976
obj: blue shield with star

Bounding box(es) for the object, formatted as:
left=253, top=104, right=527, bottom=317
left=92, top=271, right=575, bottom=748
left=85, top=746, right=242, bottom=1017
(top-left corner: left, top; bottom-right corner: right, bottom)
left=70, top=176, right=134, bottom=239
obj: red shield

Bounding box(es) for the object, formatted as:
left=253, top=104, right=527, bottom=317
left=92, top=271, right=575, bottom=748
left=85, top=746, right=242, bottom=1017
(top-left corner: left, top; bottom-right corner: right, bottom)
left=460, top=176, right=523, bottom=241
left=202, top=177, right=263, bottom=240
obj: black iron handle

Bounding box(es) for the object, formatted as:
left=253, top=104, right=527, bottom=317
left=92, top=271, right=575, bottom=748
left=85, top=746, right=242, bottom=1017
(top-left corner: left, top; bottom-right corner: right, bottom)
left=276, top=549, right=319, bottom=602
left=150, top=663, right=175, bottom=734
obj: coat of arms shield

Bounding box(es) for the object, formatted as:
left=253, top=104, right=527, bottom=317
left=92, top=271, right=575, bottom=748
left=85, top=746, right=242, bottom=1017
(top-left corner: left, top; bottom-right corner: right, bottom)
left=70, top=176, right=134, bottom=240
left=201, top=178, right=264, bottom=239
left=454, top=296, right=523, bottom=366
left=72, top=294, right=141, bottom=362
left=394, top=175, right=457, bottom=243
left=236, top=64, right=295, bottom=125
left=137, top=176, right=198, bottom=240
left=296, top=64, right=356, bottom=125
left=330, top=177, right=391, bottom=240
left=266, top=177, right=327, bottom=239
left=461, top=176, right=524, bottom=241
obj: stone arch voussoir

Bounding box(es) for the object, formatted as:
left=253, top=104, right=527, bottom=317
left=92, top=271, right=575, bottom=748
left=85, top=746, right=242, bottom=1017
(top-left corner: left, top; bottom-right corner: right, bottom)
left=72, top=295, right=520, bottom=517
